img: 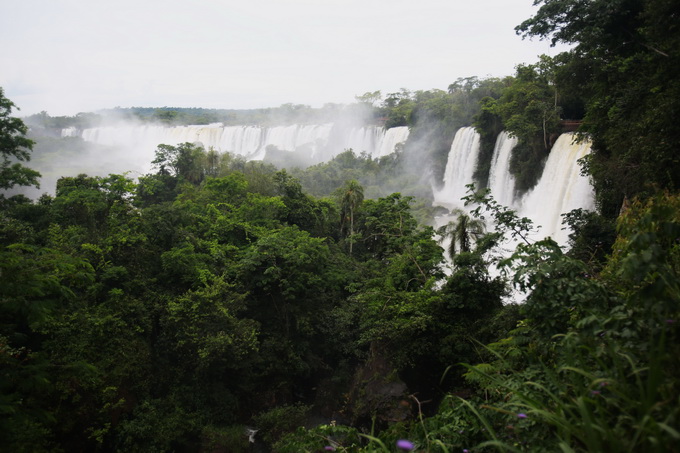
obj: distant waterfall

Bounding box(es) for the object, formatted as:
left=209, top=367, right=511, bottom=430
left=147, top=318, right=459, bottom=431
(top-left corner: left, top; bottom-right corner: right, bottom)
left=342, top=126, right=384, bottom=158
left=487, top=131, right=519, bottom=209
left=376, top=126, right=411, bottom=158
left=65, top=123, right=409, bottom=167
left=433, top=127, right=480, bottom=210
left=216, top=126, right=266, bottom=157
left=518, top=133, right=595, bottom=245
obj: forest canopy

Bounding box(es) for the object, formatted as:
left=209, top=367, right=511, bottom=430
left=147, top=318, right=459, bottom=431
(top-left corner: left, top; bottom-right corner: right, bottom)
left=2, top=0, right=680, bottom=451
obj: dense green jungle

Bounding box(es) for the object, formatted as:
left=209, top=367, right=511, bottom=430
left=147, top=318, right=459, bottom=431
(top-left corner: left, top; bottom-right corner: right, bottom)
left=2, top=0, right=680, bottom=451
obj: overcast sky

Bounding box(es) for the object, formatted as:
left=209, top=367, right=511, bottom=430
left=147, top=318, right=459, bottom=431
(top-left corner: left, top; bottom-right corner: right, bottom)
left=1, top=0, right=565, bottom=117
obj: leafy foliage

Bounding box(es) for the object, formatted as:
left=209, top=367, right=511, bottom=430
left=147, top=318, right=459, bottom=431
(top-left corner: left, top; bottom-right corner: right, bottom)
left=516, top=0, right=680, bottom=216
left=475, top=59, right=562, bottom=192
left=0, top=88, right=40, bottom=191
left=3, top=1, right=680, bottom=447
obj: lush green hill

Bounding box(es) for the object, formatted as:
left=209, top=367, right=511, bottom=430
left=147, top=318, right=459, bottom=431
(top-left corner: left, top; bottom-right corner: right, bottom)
left=2, top=1, right=680, bottom=450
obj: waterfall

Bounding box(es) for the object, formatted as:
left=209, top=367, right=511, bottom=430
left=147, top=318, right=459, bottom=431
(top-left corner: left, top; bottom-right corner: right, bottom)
left=433, top=127, right=480, bottom=210
left=217, top=126, right=265, bottom=157
left=434, top=129, right=595, bottom=248
left=433, top=129, right=595, bottom=304
left=518, top=133, right=595, bottom=245
left=487, top=131, right=519, bottom=209
left=252, top=124, right=334, bottom=161
left=375, top=126, right=411, bottom=158
left=342, top=126, right=383, bottom=157
left=67, top=123, right=409, bottom=168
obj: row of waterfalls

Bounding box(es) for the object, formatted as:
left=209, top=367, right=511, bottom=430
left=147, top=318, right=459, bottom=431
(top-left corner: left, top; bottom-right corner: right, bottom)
left=64, top=123, right=595, bottom=247
left=433, top=127, right=594, bottom=246
left=62, top=123, right=410, bottom=164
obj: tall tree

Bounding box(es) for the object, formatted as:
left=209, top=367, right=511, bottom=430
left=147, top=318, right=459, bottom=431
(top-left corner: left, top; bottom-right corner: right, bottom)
left=0, top=88, right=40, bottom=191
left=338, top=180, right=364, bottom=255
left=151, top=142, right=206, bottom=184
left=437, top=208, right=486, bottom=260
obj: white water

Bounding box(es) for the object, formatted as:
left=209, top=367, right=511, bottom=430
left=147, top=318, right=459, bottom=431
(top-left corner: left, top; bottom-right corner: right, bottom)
left=434, top=130, right=595, bottom=304
left=432, top=127, right=480, bottom=210
left=488, top=131, right=519, bottom=209
left=518, top=133, right=595, bottom=245
left=435, top=129, right=595, bottom=248
left=376, top=126, right=411, bottom=158
left=64, top=123, right=409, bottom=171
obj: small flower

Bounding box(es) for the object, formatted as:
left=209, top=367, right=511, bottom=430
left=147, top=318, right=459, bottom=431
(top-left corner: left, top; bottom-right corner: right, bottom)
left=599, top=381, right=609, bottom=387
left=517, top=413, right=527, bottom=419
left=324, top=447, right=336, bottom=451
left=666, top=319, right=676, bottom=324
left=590, top=390, right=601, bottom=396
left=397, top=439, right=415, bottom=451
left=463, top=450, right=469, bottom=453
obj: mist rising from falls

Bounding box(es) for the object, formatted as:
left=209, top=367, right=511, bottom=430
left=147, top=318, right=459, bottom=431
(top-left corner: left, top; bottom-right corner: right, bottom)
left=64, top=123, right=410, bottom=172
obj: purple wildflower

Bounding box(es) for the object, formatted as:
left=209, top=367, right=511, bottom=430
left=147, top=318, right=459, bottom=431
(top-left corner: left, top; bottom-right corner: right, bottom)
left=324, top=447, right=336, bottom=451
left=463, top=450, right=469, bottom=453
left=396, top=439, right=415, bottom=451
left=666, top=319, right=676, bottom=324
left=591, top=390, right=601, bottom=396
left=517, top=413, right=527, bottom=419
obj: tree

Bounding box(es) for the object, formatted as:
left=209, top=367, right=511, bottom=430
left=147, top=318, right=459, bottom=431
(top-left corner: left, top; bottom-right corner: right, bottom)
left=0, top=88, right=40, bottom=191
left=382, top=89, right=414, bottom=128
left=515, top=0, right=647, bottom=54
left=515, top=0, right=680, bottom=216
left=478, top=61, right=562, bottom=192
left=151, top=142, right=206, bottom=184
left=355, top=91, right=382, bottom=107
left=0, top=243, right=95, bottom=450
left=337, top=180, right=364, bottom=254
left=437, top=208, right=486, bottom=260
left=273, top=170, right=332, bottom=235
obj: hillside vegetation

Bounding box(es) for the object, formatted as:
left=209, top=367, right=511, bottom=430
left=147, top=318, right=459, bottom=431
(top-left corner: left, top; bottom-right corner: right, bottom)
left=2, top=0, right=679, bottom=451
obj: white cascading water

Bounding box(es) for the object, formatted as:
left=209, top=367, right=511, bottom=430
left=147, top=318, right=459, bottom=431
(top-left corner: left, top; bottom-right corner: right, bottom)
left=433, top=127, right=480, bottom=211
left=65, top=123, right=409, bottom=171
left=248, top=124, right=335, bottom=160
left=434, top=129, right=595, bottom=268
left=518, top=133, right=595, bottom=245
left=487, top=131, right=519, bottom=209
left=342, top=126, right=383, bottom=157
left=218, top=126, right=265, bottom=157
left=376, top=126, right=411, bottom=158
left=434, top=129, right=595, bottom=305
left=431, top=127, right=482, bottom=270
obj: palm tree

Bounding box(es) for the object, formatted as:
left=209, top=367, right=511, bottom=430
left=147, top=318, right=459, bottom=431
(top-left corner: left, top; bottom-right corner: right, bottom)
left=437, top=208, right=485, bottom=260
left=338, top=179, right=364, bottom=255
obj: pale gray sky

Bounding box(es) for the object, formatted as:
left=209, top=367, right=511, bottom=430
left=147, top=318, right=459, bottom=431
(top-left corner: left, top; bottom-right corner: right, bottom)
left=1, top=0, right=564, bottom=116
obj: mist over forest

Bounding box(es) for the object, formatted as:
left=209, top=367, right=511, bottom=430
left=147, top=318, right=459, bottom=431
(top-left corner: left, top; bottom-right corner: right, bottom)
left=2, top=1, right=680, bottom=452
